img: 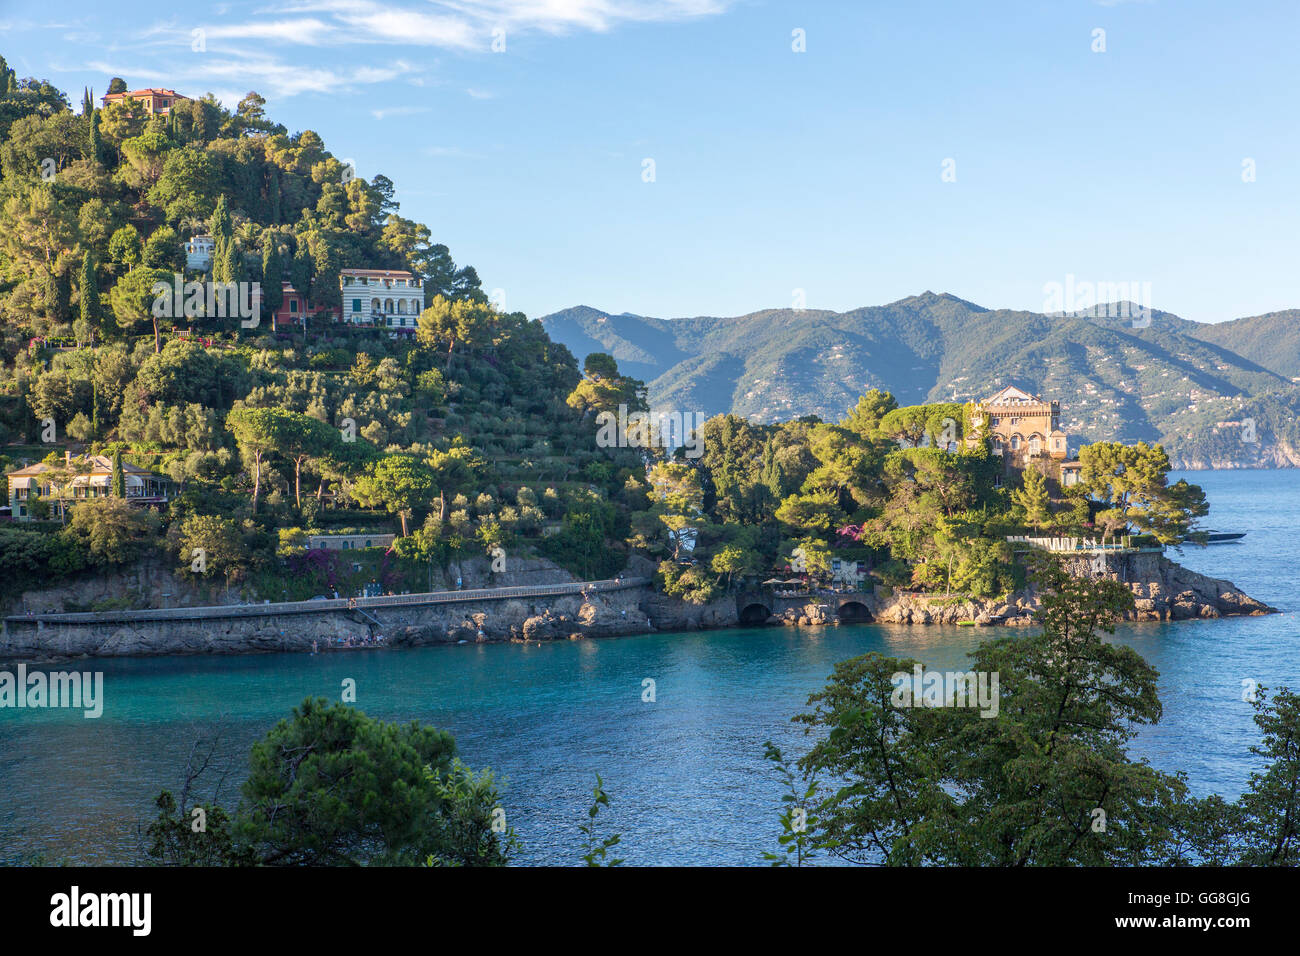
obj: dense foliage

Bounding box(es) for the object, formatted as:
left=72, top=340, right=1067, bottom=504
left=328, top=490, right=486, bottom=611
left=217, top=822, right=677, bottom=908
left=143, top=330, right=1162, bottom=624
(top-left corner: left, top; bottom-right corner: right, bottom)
left=776, top=560, right=1300, bottom=866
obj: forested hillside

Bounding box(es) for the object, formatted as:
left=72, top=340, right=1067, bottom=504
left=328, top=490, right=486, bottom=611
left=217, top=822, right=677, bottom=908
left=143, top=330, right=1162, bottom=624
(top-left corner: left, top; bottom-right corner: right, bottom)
left=0, top=59, right=653, bottom=601
left=542, top=293, right=1300, bottom=467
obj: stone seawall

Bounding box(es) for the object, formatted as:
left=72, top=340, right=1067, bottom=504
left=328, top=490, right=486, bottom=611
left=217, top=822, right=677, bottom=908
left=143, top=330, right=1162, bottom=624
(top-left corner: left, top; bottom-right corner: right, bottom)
left=0, top=583, right=743, bottom=662
left=0, top=553, right=1274, bottom=662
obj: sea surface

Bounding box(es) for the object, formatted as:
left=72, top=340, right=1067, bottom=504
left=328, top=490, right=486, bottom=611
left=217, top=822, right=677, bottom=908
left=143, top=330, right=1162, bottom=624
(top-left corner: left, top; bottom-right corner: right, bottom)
left=1, top=468, right=1297, bottom=866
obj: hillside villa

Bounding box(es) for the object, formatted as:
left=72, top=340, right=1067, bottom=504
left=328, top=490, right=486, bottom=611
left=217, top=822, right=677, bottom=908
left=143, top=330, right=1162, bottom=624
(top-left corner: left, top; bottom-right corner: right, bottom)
left=185, top=235, right=214, bottom=271
left=271, top=269, right=425, bottom=333
left=272, top=281, right=339, bottom=329
left=340, top=268, right=424, bottom=335
left=966, top=385, right=1082, bottom=487
left=101, top=87, right=189, bottom=115
left=6, top=454, right=171, bottom=522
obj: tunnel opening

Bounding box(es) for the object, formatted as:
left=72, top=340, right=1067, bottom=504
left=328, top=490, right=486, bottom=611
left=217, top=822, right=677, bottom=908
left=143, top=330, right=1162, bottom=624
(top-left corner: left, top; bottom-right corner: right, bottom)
left=836, top=601, right=873, bottom=623
left=738, top=603, right=773, bottom=625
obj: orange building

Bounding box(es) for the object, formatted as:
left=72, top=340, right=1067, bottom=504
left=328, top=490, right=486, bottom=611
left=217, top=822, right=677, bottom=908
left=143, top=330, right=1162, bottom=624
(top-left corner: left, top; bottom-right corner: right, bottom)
left=100, top=88, right=189, bottom=115
left=965, top=385, right=1069, bottom=471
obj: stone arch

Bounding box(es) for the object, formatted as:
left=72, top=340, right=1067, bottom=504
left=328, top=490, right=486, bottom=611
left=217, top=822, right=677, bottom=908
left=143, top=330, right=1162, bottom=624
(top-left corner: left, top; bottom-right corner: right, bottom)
left=836, top=601, right=872, bottom=623
left=738, top=603, right=772, bottom=625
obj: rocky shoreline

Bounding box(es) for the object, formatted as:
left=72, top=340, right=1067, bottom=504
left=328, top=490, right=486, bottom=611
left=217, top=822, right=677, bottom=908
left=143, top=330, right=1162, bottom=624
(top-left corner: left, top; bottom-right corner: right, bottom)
left=0, top=553, right=1277, bottom=663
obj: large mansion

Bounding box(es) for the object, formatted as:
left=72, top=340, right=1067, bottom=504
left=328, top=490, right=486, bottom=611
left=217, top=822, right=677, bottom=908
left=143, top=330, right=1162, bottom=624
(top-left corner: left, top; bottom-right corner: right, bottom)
left=269, top=269, right=425, bottom=335
left=966, top=386, right=1082, bottom=487
left=6, top=454, right=170, bottom=522
left=101, top=87, right=189, bottom=115
left=340, top=269, right=424, bottom=335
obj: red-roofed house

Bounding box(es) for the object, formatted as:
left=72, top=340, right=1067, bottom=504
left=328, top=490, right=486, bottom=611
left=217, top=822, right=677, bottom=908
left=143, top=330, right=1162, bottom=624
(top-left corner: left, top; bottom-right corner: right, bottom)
left=272, top=282, right=340, bottom=330
left=101, top=88, right=190, bottom=115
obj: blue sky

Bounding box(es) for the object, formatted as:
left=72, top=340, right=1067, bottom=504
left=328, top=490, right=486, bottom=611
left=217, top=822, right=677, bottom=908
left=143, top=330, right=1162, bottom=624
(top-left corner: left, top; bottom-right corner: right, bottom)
left=3, top=0, right=1298, bottom=322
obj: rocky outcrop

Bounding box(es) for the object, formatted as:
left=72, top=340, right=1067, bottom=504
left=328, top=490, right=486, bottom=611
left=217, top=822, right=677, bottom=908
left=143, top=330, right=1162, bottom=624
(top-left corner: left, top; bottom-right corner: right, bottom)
left=1109, top=553, right=1274, bottom=621
left=872, top=595, right=1039, bottom=627
left=639, top=592, right=737, bottom=630
left=787, top=553, right=1273, bottom=628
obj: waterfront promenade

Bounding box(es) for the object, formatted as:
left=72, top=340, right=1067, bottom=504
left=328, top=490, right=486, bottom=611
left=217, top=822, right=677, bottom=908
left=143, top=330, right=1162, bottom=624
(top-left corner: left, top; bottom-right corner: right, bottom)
left=4, top=577, right=651, bottom=627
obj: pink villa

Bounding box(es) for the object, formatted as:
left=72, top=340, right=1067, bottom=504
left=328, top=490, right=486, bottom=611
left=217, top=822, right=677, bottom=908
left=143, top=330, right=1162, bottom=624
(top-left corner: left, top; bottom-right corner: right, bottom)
left=272, top=282, right=339, bottom=330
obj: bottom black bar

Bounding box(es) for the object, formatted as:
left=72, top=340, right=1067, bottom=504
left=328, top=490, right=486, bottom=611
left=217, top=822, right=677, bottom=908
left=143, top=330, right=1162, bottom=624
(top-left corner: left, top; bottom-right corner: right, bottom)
left=0, top=865, right=1277, bottom=942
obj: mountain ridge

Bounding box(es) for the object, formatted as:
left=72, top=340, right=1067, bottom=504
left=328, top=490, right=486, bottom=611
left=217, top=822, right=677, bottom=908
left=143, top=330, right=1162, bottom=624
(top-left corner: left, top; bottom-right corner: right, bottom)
left=540, top=294, right=1300, bottom=468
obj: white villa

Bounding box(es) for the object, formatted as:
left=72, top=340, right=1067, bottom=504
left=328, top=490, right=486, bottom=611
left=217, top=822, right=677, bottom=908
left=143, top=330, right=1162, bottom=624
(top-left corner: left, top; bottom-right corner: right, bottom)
left=306, top=533, right=397, bottom=551
left=185, top=235, right=215, bottom=271
left=6, top=454, right=171, bottom=521
left=339, top=268, right=424, bottom=336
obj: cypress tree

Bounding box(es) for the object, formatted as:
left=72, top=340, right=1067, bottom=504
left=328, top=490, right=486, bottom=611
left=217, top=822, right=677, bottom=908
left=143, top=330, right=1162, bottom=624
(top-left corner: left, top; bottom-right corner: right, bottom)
left=220, top=240, right=242, bottom=285
left=262, top=240, right=283, bottom=316
left=88, top=111, right=103, bottom=164
left=290, top=242, right=312, bottom=302
left=210, top=196, right=233, bottom=281
left=268, top=168, right=282, bottom=225
left=111, top=450, right=125, bottom=499
left=81, top=86, right=93, bottom=115
left=78, top=250, right=100, bottom=327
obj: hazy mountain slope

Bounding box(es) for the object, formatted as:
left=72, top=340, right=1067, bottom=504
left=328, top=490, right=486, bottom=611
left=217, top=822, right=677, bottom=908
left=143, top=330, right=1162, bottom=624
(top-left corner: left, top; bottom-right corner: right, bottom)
left=1179, top=309, right=1300, bottom=380
left=539, top=294, right=1300, bottom=466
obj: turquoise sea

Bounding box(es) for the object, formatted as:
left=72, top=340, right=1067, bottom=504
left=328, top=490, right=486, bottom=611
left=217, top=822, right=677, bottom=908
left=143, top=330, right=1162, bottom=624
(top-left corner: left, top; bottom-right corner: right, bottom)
left=2, top=468, right=1297, bottom=865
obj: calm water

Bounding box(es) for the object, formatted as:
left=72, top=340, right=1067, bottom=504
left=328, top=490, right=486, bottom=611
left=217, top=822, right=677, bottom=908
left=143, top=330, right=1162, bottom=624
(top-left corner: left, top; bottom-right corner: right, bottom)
left=2, top=468, right=1297, bottom=865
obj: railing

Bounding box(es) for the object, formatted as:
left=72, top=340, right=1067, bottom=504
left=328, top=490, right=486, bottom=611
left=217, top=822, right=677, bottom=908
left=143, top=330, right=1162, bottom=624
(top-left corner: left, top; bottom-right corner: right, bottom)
left=1006, top=535, right=1163, bottom=553
left=6, top=577, right=651, bottom=625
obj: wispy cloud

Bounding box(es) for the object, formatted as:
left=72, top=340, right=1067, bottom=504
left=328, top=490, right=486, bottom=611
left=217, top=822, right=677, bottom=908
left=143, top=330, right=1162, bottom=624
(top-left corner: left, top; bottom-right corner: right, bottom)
left=49, top=0, right=734, bottom=101
left=84, top=50, right=422, bottom=101
left=372, top=104, right=431, bottom=119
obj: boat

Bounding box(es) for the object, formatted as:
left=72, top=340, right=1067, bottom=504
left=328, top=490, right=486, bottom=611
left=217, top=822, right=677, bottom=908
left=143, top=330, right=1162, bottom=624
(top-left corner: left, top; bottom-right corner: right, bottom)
left=1204, top=531, right=1246, bottom=544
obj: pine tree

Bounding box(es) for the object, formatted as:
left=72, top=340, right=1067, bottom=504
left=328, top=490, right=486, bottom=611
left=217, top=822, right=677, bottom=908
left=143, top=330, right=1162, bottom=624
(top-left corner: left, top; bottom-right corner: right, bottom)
left=1011, top=466, right=1053, bottom=531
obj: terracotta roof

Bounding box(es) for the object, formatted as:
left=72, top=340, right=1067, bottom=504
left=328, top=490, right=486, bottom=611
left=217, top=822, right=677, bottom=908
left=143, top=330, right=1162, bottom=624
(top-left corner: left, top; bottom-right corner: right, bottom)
left=103, top=88, right=187, bottom=99
left=340, top=268, right=418, bottom=278
left=7, top=456, right=159, bottom=478
left=983, top=385, right=1046, bottom=406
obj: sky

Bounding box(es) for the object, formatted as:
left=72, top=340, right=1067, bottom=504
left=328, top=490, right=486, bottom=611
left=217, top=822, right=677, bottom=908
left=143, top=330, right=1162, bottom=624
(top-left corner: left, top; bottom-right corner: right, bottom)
left=2, top=0, right=1298, bottom=323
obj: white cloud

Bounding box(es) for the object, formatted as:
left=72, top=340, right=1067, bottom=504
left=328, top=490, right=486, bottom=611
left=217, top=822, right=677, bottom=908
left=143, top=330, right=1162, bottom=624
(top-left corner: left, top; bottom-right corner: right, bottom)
left=63, top=0, right=733, bottom=102
left=224, top=0, right=729, bottom=49
left=84, top=51, right=420, bottom=100
left=434, top=0, right=730, bottom=35
left=372, top=104, right=431, bottom=119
